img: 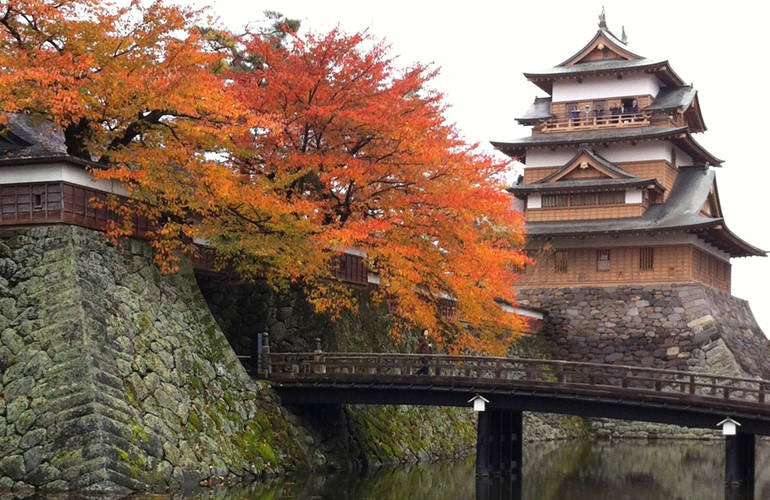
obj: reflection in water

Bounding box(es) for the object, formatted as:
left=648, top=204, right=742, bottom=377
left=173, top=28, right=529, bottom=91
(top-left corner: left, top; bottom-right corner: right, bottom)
left=171, top=440, right=770, bottom=500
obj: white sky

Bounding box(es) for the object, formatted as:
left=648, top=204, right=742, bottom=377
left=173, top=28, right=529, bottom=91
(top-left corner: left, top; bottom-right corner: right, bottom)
left=195, top=0, right=770, bottom=334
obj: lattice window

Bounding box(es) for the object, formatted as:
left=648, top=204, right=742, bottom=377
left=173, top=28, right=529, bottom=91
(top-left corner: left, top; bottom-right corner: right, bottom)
left=596, top=249, right=611, bottom=271
left=570, top=193, right=596, bottom=207
left=438, top=298, right=457, bottom=318
left=639, top=247, right=654, bottom=271
left=597, top=191, right=625, bottom=205
left=542, top=194, right=569, bottom=208
left=554, top=250, right=568, bottom=273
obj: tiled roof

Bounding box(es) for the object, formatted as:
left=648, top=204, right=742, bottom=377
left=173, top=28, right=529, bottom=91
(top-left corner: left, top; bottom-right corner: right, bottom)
left=524, top=167, right=764, bottom=257
left=516, top=97, right=552, bottom=124
left=492, top=126, right=687, bottom=150
left=647, top=86, right=697, bottom=111
left=509, top=177, right=660, bottom=195
left=0, top=113, right=67, bottom=160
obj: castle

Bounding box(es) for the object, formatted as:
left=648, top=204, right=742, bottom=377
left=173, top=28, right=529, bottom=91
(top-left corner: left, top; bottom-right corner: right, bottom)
left=495, top=16, right=770, bottom=380
left=494, top=16, right=763, bottom=292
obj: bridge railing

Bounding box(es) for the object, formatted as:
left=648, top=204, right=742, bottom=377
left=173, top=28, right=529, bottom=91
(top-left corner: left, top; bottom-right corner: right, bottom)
left=265, top=352, right=770, bottom=406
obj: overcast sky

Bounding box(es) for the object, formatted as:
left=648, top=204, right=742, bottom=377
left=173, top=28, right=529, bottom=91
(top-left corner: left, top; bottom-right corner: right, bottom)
left=195, top=0, right=770, bottom=334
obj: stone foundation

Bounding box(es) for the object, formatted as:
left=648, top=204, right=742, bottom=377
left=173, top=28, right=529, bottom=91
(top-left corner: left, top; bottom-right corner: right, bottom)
left=516, top=284, right=769, bottom=438
left=515, top=284, right=769, bottom=377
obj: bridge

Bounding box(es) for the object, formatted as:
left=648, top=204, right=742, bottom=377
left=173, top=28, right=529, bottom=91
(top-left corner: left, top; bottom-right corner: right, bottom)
left=256, top=343, right=770, bottom=499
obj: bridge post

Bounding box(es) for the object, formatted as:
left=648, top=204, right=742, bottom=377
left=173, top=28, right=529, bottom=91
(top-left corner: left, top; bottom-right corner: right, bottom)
left=313, top=337, right=326, bottom=374
left=260, top=332, right=270, bottom=378
left=725, top=433, right=755, bottom=500
left=476, top=410, right=522, bottom=479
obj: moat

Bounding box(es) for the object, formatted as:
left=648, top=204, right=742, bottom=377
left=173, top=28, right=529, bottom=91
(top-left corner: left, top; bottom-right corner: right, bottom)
left=165, top=439, right=770, bottom=499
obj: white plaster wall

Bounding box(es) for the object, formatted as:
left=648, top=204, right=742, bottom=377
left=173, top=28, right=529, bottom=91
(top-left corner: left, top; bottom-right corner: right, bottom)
left=525, top=150, right=576, bottom=167
left=527, top=193, right=541, bottom=209
left=552, top=74, right=661, bottom=102
left=500, top=303, right=544, bottom=320
left=0, top=163, right=128, bottom=195
left=672, top=144, right=694, bottom=167
left=625, top=189, right=643, bottom=204
left=595, top=142, right=670, bottom=163
left=526, top=142, right=687, bottom=168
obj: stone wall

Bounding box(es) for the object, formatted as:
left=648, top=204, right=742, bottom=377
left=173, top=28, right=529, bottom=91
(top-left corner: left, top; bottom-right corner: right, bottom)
left=515, top=284, right=768, bottom=377
left=0, top=225, right=345, bottom=491
left=516, top=283, right=770, bottom=438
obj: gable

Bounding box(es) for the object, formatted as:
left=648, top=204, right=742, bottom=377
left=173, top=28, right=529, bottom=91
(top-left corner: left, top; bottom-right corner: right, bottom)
left=698, top=180, right=723, bottom=218
left=577, top=45, right=628, bottom=63
left=541, top=150, right=633, bottom=184
left=561, top=162, right=613, bottom=181
left=561, top=31, right=642, bottom=67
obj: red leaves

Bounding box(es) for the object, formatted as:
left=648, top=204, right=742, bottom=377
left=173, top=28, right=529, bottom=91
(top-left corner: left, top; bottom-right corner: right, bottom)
left=0, top=1, right=530, bottom=353
left=226, top=29, right=531, bottom=353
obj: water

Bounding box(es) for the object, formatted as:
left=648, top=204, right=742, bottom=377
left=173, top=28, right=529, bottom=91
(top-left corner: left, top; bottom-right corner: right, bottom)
left=172, top=440, right=770, bottom=499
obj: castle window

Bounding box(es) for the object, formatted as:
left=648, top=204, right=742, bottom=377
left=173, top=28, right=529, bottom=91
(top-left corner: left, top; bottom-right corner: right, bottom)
left=639, top=247, right=654, bottom=271
left=542, top=194, right=569, bottom=208
left=597, top=249, right=611, bottom=271
left=554, top=250, right=568, bottom=273
left=597, top=191, right=625, bottom=205
left=571, top=192, right=596, bottom=207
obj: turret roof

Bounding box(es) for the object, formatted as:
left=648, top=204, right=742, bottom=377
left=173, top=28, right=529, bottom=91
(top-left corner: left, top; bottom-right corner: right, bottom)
left=492, top=126, right=723, bottom=166
left=523, top=167, right=765, bottom=257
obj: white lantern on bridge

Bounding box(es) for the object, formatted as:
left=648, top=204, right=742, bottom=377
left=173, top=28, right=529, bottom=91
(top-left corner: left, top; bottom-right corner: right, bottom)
left=717, top=417, right=741, bottom=436
left=468, top=394, right=490, bottom=412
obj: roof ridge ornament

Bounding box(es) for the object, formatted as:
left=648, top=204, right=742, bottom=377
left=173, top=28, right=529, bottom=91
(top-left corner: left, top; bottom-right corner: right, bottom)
left=598, top=6, right=607, bottom=29
left=621, top=25, right=628, bottom=44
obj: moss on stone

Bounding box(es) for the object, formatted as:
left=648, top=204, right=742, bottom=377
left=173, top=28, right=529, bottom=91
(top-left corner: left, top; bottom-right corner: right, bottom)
left=256, top=442, right=276, bottom=464
left=130, top=422, right=149, bottom=445
left=188, top=411, right=201, bottom=430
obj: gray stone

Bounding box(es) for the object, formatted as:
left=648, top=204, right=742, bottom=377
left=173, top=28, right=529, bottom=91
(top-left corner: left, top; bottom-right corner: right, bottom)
left=1, top=329, right=23, bottom=355
left=5, top=376, right=33, bottom=401
left=22, top=446, right=42, bottom=472
left=0, top=454, right=25, bottom=480
left=5, top=397, right=28, bottom=424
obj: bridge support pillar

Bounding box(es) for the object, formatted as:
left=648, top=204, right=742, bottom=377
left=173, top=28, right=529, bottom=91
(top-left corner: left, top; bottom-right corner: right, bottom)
left=476, top=410, right=522, bottom=480
left=725, top=433, right=755, bottom=500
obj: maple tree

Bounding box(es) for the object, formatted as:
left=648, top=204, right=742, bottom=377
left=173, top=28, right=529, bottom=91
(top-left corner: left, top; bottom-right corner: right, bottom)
left=219, top=30, right=531, bottom=353
left=0, top=0, right=530, bottom=353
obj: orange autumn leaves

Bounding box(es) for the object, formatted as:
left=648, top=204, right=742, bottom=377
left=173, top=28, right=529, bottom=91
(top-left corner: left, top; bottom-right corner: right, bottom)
left=0, top=0, right=530, bottom=353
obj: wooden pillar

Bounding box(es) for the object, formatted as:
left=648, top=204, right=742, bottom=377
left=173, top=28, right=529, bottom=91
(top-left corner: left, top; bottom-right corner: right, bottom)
left=476, top=410, right=522, bottom=478
left=725, top=433, right=755, bottom=500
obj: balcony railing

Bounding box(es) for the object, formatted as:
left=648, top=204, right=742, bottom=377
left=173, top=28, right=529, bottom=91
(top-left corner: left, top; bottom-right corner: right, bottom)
left=542, top=112, right=650, bottom=133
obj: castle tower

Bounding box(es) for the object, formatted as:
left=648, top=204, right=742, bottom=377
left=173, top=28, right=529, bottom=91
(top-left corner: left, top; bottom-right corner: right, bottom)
left=493, top=21, right=764, bottom=291
left=493, top=17, right=770, bottom=379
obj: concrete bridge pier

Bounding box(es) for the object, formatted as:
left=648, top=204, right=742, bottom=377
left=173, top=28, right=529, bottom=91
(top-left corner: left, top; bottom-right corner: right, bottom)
left=725, top=433, right=755, bottom=500
left=476, top=410, right=523, bottom=479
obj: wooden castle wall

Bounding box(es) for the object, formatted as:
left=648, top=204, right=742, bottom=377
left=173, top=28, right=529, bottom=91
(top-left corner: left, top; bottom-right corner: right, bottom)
left=517, top=244, right=730, bottom=293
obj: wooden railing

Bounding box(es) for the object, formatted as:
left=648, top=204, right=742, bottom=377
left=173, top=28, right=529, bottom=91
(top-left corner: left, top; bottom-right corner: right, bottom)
left=541, top=113, right=649, bottom=132
left=264, top=352, right=770, bottom=411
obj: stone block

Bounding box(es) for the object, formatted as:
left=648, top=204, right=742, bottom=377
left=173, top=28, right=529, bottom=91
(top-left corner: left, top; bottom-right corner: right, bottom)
left=687, top=315, right=715, bottom=329
left=0, top=454, right=25, bottom=480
